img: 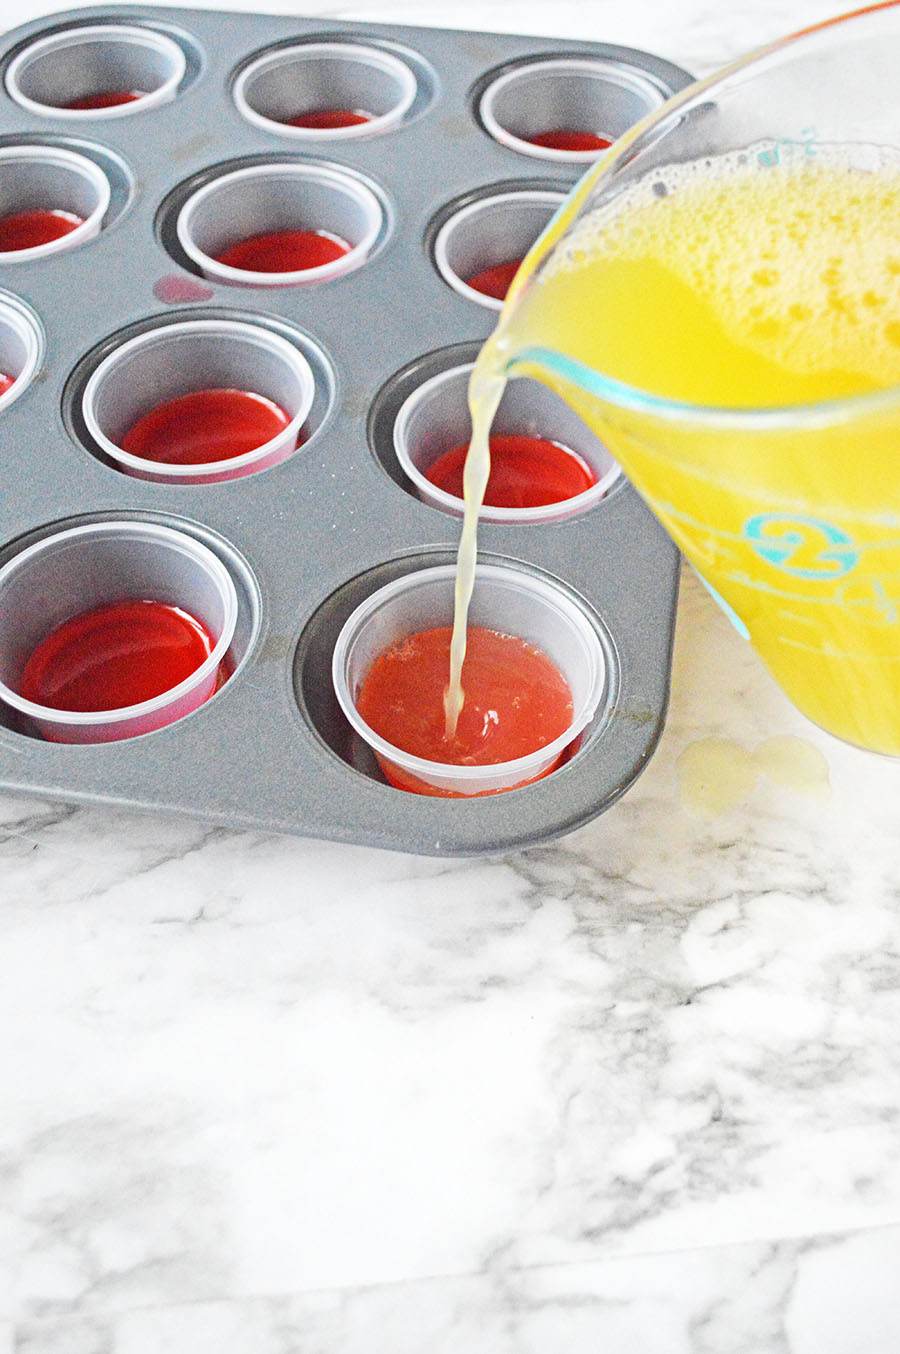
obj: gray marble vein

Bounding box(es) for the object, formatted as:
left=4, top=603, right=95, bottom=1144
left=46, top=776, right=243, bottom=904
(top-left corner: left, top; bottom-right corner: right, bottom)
left=5, top=1225, right=900, bottom=1352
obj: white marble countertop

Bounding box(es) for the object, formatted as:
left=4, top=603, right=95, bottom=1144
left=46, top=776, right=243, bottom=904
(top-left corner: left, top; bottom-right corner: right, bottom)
left=3, top=0, right=900, bottom=1348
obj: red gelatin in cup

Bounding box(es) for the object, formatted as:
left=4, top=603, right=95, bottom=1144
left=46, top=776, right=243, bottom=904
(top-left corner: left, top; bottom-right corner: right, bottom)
left=0, top=372, right=14, bottom=397
left=214, top=229, right=352, bottom=273
left=286, top=107, right=373, bottom=129
left=528, top=128, right=612, bottom=152
left=63, top=90, right=144, bottom=109
left=465, top=257, right=523, bottom=301
left=425, top=433, right=597, bottom=509
left=121, top=388, right=293, bottom=466
left=355, top=624, right=574, bottom=796
left=19, top=599, right=216, bottom=713
left=0, top=208, right=84, bottom=251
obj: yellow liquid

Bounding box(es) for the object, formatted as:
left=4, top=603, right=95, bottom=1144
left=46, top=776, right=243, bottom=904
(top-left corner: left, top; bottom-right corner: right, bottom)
left=457, top=148, right=900, bottom=755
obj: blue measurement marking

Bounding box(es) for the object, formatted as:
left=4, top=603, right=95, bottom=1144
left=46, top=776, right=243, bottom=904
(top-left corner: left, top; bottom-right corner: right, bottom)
left=743, top=513, right=858, bottom=578
left=757, top=127, right=819, bottom=167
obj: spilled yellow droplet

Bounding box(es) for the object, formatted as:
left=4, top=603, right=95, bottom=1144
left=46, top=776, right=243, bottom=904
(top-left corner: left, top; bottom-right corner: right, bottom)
left=677, top=734, right=830, bottom=817
left=676, top=737, right=758, bottom=817
left=753, top=735, right=831, bottom=801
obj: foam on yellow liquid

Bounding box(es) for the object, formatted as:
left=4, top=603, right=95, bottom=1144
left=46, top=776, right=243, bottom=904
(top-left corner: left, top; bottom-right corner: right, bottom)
left=448, top=147, right=900, bottom=755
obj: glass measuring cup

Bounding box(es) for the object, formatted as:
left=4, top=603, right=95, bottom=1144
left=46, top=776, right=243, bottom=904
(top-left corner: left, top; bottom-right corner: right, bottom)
left=478, top=2, right=900, bottom=756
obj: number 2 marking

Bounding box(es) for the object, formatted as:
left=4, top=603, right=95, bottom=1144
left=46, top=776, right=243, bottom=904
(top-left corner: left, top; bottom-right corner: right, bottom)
left=743, top=513, right=858, bottom=578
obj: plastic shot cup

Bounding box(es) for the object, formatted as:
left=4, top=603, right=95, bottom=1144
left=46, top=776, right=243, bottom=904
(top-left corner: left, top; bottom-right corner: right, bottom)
left=82, top=318, right=316, bottom=484
left=176, top=162, right=384, bottom=287
left=332, top=563, right=607, bottom=795
left=0, top=145, right=110, bottom=262
left=0, top=292, right=43, bottom=412
left=393, top=362, right=620, bottom=522
left=433, top=188, right=564, bottom=311
left=479, top=57, right=666, bottom=163
left=0, top=521, right=238, bottom=743
left=233, top=41, right=416, bottom=140
left=4, top=23, right=186, bottom=119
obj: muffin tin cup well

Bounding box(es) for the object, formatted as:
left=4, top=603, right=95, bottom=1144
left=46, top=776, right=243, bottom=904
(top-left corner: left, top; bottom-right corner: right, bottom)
left=4, top=22, right=187, bottom=119
left=81, top=318, right=316, bottom=484
left=332, top=563, right=607, bottom=796
left=433, top=187, right=565, bottom=311
left=0, top=291, right=43, bottom=412
left=0, top=521, right=238, bottom=744
left=479, top=56, right=668, bottom=162
left=175, top=161, right=386, bottom=287
left=0, top=143, right=110, bottom=261
left=393, top=362, right=621, bottom=523
left=233, top=40, right=417, bottom=140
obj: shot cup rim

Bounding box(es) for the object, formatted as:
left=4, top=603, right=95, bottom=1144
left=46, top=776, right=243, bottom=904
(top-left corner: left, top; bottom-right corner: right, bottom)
left=4, top=23, right=187, bottom=120
left=0, top=521, right=238, bottom=727
left=81, top=318, right=316, bottom=479
left=0, top=144, right=111, bottom=262
left=331, top=562, right=606, bottom=787
left=233, top=40, right=417, bottom=140
left=0, top=291, right=44, bottom=413
left=393, top=362, right=621, bottom=523
left=432, top=188, right=565, bottom=312
left=479, top=55, right=666, bottom=162
left=175, top=161, right=384, bottom=286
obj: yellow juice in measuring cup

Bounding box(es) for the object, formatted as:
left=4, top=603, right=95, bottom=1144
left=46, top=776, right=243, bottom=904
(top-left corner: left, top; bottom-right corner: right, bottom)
left=461, top=21, right=900, bottom=758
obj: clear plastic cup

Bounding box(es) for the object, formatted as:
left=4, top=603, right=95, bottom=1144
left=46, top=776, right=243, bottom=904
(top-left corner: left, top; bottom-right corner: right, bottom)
left=0, top=521, right=238, bottom=743
left=393, top=362, right=620, bottom=522
left=479, top=56, right=666, bottom=163
left=4, top=23, right=186, bottom=119
left=0, top=145, right=111, bottom=262
left=81, top=318, right=316, bottom=484
left=332, top=563, right=607, bottom=795
left=0, top=292, right=43, bottom=412
left=176, top=161, right=385, bottom=287
left=433, top=188, right=565, bottom=311
left=233, top=41, right=416, bottom=141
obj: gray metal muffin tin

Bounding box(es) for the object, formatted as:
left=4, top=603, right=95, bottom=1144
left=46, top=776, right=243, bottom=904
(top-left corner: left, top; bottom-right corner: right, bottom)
left=0, top=4, right=690, bottom=855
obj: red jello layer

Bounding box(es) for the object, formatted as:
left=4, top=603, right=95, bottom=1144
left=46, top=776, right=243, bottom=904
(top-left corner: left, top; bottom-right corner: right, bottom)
left=425, top=433, right=597, bottom=509
left=63, top=90, right=144, bottom=109
left=464, top=257, right=523, bottom=301
left=20, top=600, right=216, bottom=712
left=121, top=388, right=293, bottom=465
left=0, top=208, right=84, bottom=251
left=286, top=107, right=373, bottom=129
left=527, top=128, right=612, bottom=152
left=214, top=228, right=351, bottom=273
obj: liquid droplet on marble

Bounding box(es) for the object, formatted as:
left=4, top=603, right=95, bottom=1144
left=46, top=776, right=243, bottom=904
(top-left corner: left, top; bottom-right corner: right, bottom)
left=677, top=734, right=830, bottom=817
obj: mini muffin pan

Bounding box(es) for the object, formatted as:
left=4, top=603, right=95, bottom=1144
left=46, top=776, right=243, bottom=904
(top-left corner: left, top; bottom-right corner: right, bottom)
left=0, top=4, right=690, bottom=855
